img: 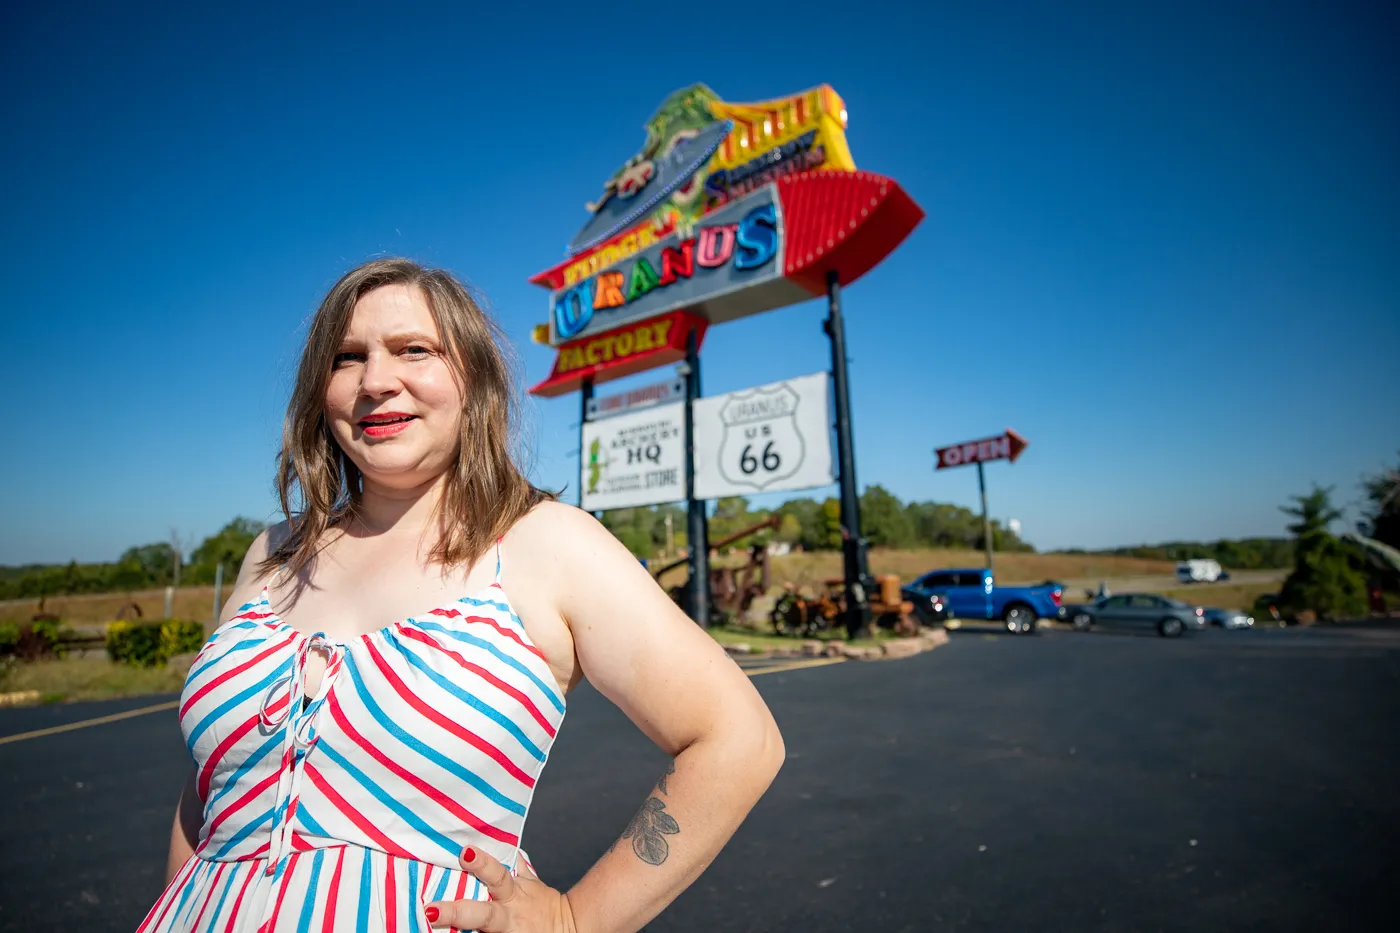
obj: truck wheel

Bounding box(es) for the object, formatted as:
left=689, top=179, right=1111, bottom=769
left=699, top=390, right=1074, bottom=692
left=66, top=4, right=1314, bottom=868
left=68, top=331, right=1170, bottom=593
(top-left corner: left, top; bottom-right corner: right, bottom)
left=1004, top=604, right=1036, bottom=635
left=1158, top=617, right=1184, bottom=638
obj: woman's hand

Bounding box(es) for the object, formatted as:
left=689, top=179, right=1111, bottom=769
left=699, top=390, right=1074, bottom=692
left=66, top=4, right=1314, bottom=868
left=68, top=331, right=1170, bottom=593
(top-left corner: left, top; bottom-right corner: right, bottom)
left=426, top=847, right=577, bottom=933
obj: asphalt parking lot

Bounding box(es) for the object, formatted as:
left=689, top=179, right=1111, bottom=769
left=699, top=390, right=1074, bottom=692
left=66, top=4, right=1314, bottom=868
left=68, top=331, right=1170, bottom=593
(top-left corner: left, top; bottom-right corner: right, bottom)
left=2, top=625, right=1398, bottom=932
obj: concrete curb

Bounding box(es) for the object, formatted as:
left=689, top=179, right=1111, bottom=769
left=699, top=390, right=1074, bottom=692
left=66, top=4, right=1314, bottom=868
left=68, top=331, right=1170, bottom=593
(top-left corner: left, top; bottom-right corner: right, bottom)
left=723, top=627, right=950, bottom=662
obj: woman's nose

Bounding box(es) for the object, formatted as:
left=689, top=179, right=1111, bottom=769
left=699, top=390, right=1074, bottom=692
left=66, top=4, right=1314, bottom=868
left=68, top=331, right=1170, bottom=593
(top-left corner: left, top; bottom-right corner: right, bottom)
left=360, top=351, right=402, bottom=396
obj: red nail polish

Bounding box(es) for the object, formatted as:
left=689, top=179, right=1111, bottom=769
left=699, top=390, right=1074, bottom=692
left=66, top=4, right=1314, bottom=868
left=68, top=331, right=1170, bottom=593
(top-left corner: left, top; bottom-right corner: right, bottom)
left=463, top=847, right=477, bottom=862
left=425, top=906, right=439, bottom=923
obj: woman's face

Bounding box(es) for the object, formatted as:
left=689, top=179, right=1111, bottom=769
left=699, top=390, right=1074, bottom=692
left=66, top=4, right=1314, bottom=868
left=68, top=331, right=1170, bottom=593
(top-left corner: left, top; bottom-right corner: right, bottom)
left=325, top=284, right=464, bottom=488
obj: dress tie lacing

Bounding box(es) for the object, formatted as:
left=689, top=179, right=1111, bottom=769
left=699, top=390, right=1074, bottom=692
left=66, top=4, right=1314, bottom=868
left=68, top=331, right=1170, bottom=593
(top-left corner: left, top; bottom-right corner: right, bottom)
left=257, top=632, right=345, bottom=877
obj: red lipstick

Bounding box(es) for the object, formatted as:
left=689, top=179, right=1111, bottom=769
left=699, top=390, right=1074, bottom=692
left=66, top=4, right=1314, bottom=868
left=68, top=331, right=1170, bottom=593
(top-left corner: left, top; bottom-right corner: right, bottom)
left=358, top=411, right=416, bottom=438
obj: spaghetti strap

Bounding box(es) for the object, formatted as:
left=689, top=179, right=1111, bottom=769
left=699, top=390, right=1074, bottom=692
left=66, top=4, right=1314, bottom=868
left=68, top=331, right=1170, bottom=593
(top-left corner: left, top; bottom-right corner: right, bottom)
left=493, top=536, right=504, bottom=587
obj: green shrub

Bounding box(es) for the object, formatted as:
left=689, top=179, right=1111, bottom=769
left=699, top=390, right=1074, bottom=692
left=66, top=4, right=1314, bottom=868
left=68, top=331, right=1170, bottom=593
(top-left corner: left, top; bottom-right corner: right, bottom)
left=107, top=619, right=205, bottom=667
left=0, top=622, right=19, bottom=656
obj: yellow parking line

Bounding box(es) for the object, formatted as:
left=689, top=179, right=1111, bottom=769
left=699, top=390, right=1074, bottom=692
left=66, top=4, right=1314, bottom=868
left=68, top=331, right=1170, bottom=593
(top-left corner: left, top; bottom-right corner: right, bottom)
left=744, top=657, right=847, bottom=677
left=0, top=699, right=179, bottom=747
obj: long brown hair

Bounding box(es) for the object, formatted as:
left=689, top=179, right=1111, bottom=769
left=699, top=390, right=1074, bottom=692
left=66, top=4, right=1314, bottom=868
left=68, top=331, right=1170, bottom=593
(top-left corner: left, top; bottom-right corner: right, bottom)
left=263, top=257, right=552, bottom=580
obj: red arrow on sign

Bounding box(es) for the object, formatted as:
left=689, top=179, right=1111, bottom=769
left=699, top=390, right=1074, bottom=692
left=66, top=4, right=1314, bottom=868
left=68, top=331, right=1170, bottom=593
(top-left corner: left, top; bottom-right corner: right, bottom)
left=935, top=428, right=1029, bottom=470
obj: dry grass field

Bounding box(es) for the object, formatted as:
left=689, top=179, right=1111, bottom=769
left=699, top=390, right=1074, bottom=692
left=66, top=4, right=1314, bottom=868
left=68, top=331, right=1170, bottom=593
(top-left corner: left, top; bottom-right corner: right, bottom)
left=2, top=550, right=1283, bottom=628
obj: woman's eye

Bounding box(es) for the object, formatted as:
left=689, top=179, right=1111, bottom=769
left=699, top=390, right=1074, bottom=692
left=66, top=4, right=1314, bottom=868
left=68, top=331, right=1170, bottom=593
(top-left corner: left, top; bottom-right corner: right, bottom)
left=402, top=345, right=431, bottom=358
left=332, top=352, right=363, bottom=367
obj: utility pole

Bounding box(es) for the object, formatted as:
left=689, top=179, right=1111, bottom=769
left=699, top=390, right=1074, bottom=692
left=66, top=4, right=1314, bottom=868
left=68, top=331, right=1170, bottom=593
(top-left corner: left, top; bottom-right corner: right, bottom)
left=170, top=529, right=182, bottom=588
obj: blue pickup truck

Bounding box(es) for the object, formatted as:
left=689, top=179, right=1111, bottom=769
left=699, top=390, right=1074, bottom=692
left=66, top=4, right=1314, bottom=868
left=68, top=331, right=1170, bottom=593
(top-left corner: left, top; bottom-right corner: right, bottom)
left=901, top=568, right=1063, bottom=634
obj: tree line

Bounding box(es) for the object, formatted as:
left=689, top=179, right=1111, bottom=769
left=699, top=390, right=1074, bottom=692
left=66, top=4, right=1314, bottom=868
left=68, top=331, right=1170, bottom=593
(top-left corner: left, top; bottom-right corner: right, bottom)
left=0, top=518, right=265, bottom=602
left=6, top=453, right=1395, bottom=602
left=600, top=485, right=1036, bottom=560
left=1062, top=538, right=1294, bottom=569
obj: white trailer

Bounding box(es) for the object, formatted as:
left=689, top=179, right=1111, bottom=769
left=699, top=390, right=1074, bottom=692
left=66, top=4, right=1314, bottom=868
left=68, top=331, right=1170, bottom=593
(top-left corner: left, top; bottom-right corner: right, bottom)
left=1175, top=559, right=1223, bottom=583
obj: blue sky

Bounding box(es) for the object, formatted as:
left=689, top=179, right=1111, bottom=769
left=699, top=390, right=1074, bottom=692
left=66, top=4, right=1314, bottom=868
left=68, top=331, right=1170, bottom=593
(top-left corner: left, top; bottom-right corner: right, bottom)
left=1, top=0, right=1396, bottom=565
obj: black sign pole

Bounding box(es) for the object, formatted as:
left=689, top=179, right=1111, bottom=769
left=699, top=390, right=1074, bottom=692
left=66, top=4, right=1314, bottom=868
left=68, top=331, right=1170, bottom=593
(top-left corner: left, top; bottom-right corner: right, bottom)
left=978, top=459, right=994, bottom=574
left=824, top=270, right=871, bottom=637
left=579, top=376, right=594, bottom=513
left=683, top=328, right=711, bottom=628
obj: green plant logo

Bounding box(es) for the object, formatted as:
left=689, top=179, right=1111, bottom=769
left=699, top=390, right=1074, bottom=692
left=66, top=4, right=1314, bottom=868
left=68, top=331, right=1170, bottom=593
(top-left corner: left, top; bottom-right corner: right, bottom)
left=586, top=438, right=605, bottom=495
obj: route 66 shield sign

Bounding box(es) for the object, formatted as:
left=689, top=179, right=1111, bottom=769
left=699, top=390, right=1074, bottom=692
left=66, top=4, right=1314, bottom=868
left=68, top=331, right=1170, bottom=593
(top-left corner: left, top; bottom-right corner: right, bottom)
left=694, top=372, right=833, bottom=499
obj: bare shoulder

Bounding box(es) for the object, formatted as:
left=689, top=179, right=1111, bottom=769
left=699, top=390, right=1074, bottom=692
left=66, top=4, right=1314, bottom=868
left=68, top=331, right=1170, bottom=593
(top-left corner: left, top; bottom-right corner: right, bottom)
left=505, top=500, right=623, bottom=573
left=218, top=519, right=291, bottom=623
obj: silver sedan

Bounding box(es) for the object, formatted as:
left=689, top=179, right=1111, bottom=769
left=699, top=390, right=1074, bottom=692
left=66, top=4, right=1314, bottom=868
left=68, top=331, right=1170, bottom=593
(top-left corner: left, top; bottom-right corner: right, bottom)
left=1065, top=593, right=1206, bottom=637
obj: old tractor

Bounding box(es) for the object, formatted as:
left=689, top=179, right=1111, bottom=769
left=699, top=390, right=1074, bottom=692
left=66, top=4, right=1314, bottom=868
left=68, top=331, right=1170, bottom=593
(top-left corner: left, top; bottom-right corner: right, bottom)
left=771, top=573, right=918, bottom=638
left=651, top=516, right=781, bottom=627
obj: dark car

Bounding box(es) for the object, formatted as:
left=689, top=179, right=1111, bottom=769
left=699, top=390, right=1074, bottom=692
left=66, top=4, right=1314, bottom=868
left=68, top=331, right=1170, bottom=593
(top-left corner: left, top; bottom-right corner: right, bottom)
left=1063, top=593, right=1205, bottom=637
left=900, top=582, right=950, bottom=626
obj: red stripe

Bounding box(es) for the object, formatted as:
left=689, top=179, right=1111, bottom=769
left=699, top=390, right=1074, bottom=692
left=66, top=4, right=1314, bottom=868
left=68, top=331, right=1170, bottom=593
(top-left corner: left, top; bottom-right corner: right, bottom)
left=198, top=710, right=261, bottom=799
left=364, top=641, right=536, bottom=787
left=136, top=855, right=198, bottom=933
left=386, top=855, right=399, bottom=933
left=398, top=627, right=556, bottom=737
left=222, top=864, right=259, bottom=933
left=425, top=608, right=546, bottom=662
left=202, top=767, right=281, bottom=840
left=450, top=871, right=470, bottom=933
left=320, top=847, right=346, bottom=933
left=232, top=611, right=277, bottom=621
left=325, top=692, right=519, bottom=845
left=187, top=860, right=228, bottom=930
left=259, top=851, right=299, bottom=933
left=181, top=632, right=296, bottom=716
left=302, top=761, right=414, bottom=858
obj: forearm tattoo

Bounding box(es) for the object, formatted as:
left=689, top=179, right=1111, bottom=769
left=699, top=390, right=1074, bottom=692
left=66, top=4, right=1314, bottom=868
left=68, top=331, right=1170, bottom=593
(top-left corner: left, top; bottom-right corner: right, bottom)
left=610, top=761, right=680, bottom=865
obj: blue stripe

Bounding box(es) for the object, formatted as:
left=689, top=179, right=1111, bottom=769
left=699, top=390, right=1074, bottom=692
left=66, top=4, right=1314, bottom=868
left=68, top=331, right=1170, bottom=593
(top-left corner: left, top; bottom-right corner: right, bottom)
left=186, top=657, right=294, bottom=751
left=414, top=618, right=564, bottom=714
left=459, top=593, right=525, bottom=629
left=204, top=860, right=243, bottom=929
left=171, top=857, right=209, bottom=925
left=211, top=806, right=274, bottom=859
left=432, top=868, right=451, bottom=901
left=407, top=860, right=420, bottom=930
left=342, top=655, right=526, bottom=814
left=295, top=847, right=327, bottom=933
left=388, top=635, right=545, bottom=760
left=315, top=742, right=470, bottom=860
left=297, top=804, right=330, bottom=838
left=206, top=729, right=283, bottom=814
left=187, top=635, right=270, bottom=683
left=356, top=849, right=372, bottom=933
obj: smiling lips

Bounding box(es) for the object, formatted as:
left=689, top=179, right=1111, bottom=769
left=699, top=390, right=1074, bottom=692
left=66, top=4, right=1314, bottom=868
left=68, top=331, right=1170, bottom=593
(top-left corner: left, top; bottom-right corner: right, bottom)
left=358, top=412, right=417, bottom=438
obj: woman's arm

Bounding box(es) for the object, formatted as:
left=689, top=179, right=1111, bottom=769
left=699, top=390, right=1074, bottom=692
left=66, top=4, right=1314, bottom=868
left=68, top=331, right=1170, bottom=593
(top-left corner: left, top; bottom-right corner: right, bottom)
left=164, top=766, right=203, bottom=884
left=523, top=503, right=785, bottom=933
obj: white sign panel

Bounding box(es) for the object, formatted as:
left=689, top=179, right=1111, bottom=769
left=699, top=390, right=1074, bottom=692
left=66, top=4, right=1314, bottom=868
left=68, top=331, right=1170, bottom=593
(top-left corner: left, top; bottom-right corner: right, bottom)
left=580, top=401, right=687, bottom=511
left=693, top=372, right=833, bottom=499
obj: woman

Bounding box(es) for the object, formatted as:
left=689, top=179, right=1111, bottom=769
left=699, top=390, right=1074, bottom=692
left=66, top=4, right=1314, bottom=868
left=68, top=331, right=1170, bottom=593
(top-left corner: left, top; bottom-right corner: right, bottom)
left=140, top=258, right=785, bottom=932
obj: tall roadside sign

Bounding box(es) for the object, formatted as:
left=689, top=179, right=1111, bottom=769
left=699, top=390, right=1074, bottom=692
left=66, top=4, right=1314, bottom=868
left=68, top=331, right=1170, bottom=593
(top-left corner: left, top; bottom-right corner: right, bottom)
left=527, top=83, right=923, bottom=631
left=934, top=429, right=1029, bottom=573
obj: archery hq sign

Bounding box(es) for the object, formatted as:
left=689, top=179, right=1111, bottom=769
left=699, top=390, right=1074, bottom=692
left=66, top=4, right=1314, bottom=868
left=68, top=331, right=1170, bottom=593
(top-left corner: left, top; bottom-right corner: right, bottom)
left=580, top=402, right=688, bottom=511
left=528, top=83, right=925, bottom=398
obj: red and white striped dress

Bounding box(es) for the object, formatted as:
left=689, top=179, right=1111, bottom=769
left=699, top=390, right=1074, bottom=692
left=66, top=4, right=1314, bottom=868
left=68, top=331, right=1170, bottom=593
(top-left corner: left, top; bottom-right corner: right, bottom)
left=139, top=542, right=565, bottom=932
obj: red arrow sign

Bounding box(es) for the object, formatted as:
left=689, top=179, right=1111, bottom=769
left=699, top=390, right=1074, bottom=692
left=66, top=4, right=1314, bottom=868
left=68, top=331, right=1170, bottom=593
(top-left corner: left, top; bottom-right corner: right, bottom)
left=935, top=429, right=1029, bottom=470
